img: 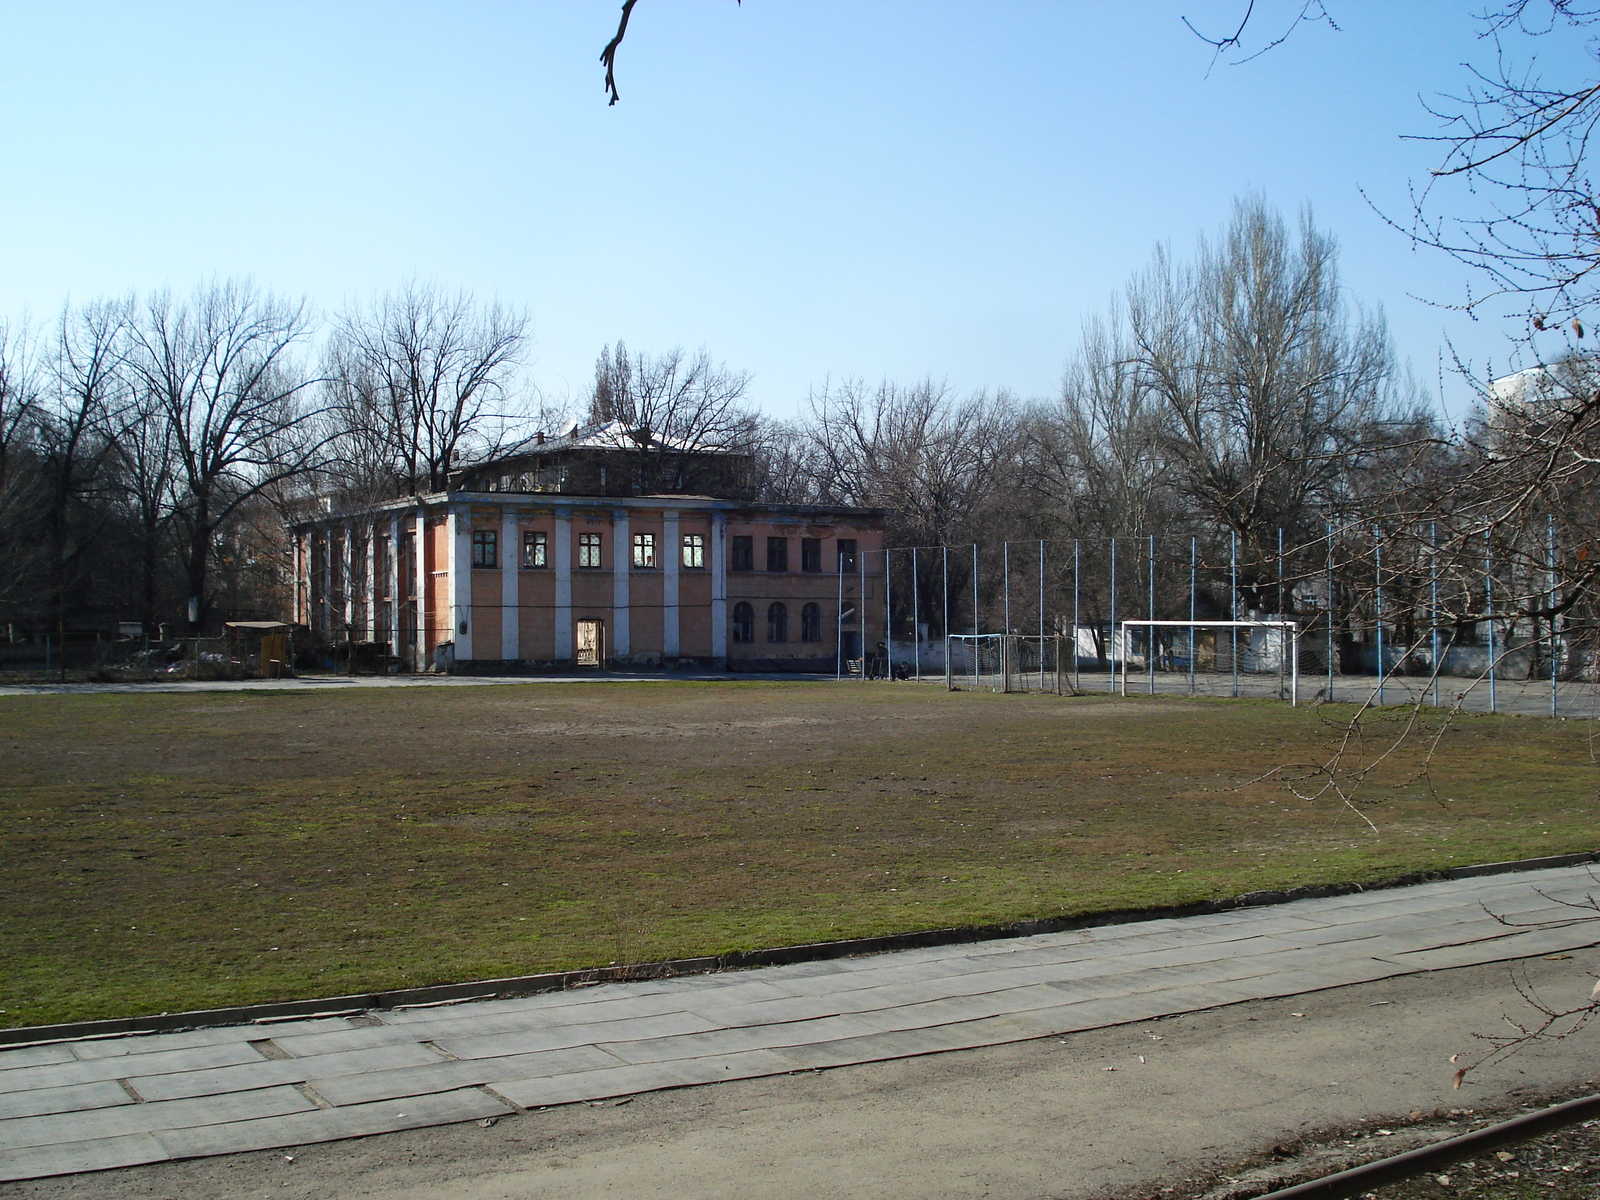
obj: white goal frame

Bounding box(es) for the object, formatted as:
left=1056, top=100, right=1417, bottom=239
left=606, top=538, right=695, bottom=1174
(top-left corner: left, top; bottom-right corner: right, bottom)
left=945, top=634, right=1069, bottom=694
left=1117, top=619, right=1300, bottom=706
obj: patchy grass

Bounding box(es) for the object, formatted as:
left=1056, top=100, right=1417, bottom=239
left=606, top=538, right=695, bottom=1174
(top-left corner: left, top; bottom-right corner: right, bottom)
left=0, top=682, right=1595, bottom=1027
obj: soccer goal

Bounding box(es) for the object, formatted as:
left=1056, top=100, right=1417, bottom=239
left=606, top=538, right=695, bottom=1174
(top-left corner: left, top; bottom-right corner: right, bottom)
left=1117, top=620, right=1301, bottom=705
left=945, top=634, right=1072, bottom=694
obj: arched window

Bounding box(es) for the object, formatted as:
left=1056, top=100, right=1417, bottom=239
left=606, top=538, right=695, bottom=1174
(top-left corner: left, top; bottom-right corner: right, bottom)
left=800, top=602, right=822, bottom=643
left=767, top=602, right=788, bottom=643
left=731, top=601, right=754, bottom=644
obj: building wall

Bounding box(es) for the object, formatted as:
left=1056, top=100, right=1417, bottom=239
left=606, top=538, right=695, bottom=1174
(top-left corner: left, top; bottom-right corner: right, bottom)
left=296, top=496, right=884, bottom=671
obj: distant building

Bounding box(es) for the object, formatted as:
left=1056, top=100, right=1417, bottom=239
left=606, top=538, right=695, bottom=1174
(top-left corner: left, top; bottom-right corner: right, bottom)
left=289, top=422, right=885, bottom=672
left=1487, top=358, right=1595, bottom=421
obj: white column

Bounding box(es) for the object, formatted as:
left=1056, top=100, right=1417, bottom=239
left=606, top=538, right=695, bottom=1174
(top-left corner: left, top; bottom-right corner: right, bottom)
left=612, top=508, right=630, bottom=663
left=554, top=509, right=573, bottom=662
left=413, top=510, right=428, bottom=671
left=501, top=506, right=520, bottom=662
left=663, top=509, right=680, bottom=661
left=387, top=514, right=401, bottom=648
left=342, top=522, right=355, bottom=634
left=319, top=525, right=332, bottom=639
left=711, top=510, right=728, bottom=668
left=448, top=506, right=473, bottom=663
left=364, top=523, right=377, bottom=641
left=292, top=531, right=303, bottom=625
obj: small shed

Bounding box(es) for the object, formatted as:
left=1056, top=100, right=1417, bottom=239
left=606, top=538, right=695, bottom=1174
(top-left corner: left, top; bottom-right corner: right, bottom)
left=224, top=621, right=295, bottom=678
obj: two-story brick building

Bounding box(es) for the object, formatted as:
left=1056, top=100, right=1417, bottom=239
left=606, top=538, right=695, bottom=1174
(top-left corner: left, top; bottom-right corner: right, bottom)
left=289, top=422, right=885, bottom=672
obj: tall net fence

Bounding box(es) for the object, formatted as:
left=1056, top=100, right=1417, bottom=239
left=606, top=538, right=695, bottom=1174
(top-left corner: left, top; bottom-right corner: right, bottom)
left=876, top=528, right=1600, bottom=717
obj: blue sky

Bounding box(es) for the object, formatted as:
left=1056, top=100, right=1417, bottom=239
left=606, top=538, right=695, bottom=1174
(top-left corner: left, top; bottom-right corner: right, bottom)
left=0, top=2, right=1578, bottom=418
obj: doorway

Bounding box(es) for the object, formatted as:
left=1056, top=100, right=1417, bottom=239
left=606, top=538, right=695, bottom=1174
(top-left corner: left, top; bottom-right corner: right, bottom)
left=576, top=619, right=604, bottom=667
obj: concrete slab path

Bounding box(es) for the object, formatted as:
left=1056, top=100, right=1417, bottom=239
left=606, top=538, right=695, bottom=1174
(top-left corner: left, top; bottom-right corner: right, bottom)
left=3, top=864, right=1597, bottom=1183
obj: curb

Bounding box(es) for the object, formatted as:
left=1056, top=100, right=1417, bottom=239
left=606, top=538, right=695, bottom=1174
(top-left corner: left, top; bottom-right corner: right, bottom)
left=3, top=849, right=1595, bottom=1049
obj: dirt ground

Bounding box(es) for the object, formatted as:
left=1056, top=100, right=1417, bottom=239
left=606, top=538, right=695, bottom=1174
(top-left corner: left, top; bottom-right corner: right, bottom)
left=2, top=955, right=1595, bottom=1200
left=3, top=681, right=1596, bottom=1027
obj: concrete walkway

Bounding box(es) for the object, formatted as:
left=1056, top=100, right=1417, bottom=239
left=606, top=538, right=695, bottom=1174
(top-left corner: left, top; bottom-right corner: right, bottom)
left=2, top=864, right=1597, bottom=1183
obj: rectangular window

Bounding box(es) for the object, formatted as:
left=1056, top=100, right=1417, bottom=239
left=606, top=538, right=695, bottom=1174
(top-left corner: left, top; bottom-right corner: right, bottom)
left=682, top=533, right=705, bottom=568
left=766, top=536, right=788, bottom=572
left=800, top=538, right=821, bottom=572
left=522, top=530, right=547, bottom=568
left=730, top=535, right=753, bottom=571
left=471, top=530, right=498, bottom=569
left=632, top=532, right=657, bottom=568
left=836, top=538, right=858, bottom=572
left=578, top=531, right=603, bottom=568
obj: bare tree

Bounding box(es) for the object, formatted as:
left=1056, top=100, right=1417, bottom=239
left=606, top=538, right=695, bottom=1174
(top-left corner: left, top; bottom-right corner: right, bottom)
left=802, top=378, right=1023, bottom=634
left=327, top=282, right=531, bottom=496
left=125, top=281, right=325, bottom=632
left=1032, top=315, right=1179, bottom=540
left=1405, top=2, right=1600, bottom=334
left=588, top=342, right=761, bottom=492
left=109, top=359, right=181, bottom=630
left=35, top=300, right=132, bottom=666
left=0, top=319, right=46, bottom=625
left=1125, top=198, right=1421, bottom=601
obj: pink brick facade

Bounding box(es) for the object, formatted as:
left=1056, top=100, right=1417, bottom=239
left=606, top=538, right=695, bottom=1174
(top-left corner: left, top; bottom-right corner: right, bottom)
left=292, top=494, right=885, bottom=672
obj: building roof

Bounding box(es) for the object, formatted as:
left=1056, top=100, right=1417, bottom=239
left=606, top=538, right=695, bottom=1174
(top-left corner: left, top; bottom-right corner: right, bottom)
left=522, top=419, right=733, bottom=456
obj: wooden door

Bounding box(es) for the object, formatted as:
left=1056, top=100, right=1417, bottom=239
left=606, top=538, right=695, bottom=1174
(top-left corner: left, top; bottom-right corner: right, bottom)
left=576, top=619, right=603, bottom=667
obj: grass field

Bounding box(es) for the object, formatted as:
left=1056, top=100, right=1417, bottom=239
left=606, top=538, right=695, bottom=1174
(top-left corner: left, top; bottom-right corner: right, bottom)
left=1, top=681, right=1595, bottom=1028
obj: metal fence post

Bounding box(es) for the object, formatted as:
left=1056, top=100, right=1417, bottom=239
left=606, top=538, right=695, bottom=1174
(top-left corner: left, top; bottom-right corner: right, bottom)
left=1486, top=534, right=1497, bottom=714
left=942, top=546, right=950, bottom=673
left=1549, top=515, right=1559, bottom=718
left=1277, top=527, right=1284, bottom=618
left=1038, top=538, right=1047, bottom=692
left=912, top=546, right=921, bottom=680
left=1148, top=533, right=1156, bottom=695
left=860, top=541, right=867, bottom=684
left=1109, top=537, right=1118, bottom=694
left=1230, top=530, right=1239, bottom=698
left=1073, top=539, right=1081, bottom=693
left=1431, top=521, right=1441, bottom=708
left=971, top=543, right=979, bottom=636
left=1189, top=535, right=1197, bottom=695
left=1003, top=541, right=1011, bottom=634
left=1375, top=527, right=1385, bottom=707
left=884, top=547, right=893, bottom=683
left=1327, top=522, right=1336, bottom=703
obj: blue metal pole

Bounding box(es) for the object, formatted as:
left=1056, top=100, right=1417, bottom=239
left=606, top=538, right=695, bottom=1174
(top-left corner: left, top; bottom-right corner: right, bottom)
left=1109, top=537, right=1118, bottom=693
left=1003, top=541, right=1011, bottom=634
left=1189, top=535, right=1197, bottom=695
left=1486, top=534, right=1497, bottom=714
left=1376, top=528, right=1385, bottom=707
left=1327, top=522, right=1336, bottom=702
left=1073, top=539, right=1081, bottom=692
left=883, top=547, right=892, bottom=683
left=1550, top=515, right=1559, bottom=718
left=1038, top=538, right=1046, bottom=690
left=971, top=543, right=979, bottom=637
left=912, top=546, right=921, bottom=681
left=1148, top=533, right=1156, bottom=694
left=1230, top=530, right=1239, bottom=698
left=1430, top=522, right=1441, bottom=708
left=942, top=545, right=950, bottom=672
